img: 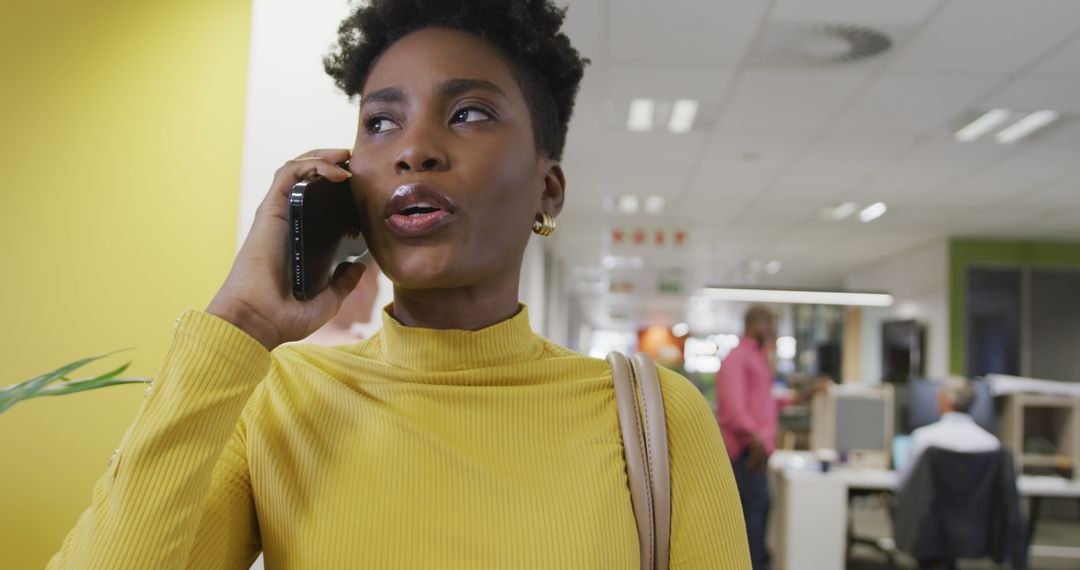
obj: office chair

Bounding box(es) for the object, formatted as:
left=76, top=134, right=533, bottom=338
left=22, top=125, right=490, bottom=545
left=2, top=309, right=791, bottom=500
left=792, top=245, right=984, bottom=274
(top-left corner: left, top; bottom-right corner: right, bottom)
left=892, top=447, right=1027, bottom=569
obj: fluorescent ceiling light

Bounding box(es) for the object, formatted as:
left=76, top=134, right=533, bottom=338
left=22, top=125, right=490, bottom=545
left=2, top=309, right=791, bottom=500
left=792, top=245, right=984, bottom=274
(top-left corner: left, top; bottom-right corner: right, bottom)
left=643, top=195, right=666, bottom=214
left=859, top=202, right=887, bottom=223
left=667, top=99, right=698, bottom=134
left=834, top=202, right=857, bottom=220
left=627, top=98, right=654, bottom=132
left=955, top=109, right=1011, bottom=143
left=699, top=287, right=894, bottom=307
left=618, top=194, right=639, bottom=214
left=994, top=110, right=1059, bottom=144
left=820, top=202, right=857, bottom=221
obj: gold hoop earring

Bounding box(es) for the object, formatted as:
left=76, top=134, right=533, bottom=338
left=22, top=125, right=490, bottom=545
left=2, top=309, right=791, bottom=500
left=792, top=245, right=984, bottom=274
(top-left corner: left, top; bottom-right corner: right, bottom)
left=532, top=213, right=556, bottom=237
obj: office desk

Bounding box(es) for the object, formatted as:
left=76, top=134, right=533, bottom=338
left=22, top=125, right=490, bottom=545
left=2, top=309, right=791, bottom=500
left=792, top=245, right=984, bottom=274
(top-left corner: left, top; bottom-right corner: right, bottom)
left=767, top=451, right=1080, bottom=570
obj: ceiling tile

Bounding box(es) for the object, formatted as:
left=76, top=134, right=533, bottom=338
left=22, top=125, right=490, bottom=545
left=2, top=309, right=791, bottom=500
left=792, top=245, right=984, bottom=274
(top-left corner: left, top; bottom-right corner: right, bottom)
left=566, top=165, right=691, bottom=200
left=602, top=132, right=710, bottom=169
left=891, top=0, right=1080, bottom=73
left=608, top=0, right=767, bottom=65
left=945, top=204, right=1056, bottom=237
left=700, top=131, right=813, bottom=171
left=830, top=72, right=1001, bottom=135
left=1038, top=122, right=1080, bottom=147
left=561, top=0, right=606, bottom=63
left=605, top=63, right=738, bottom=101
left=1035, top=33, right=1080, bottom=74
left=718, top=67, right=870, bottom=132
left=670, top=167, right=776, bottom=221
left=602, top=64, right=738, bottom=135
left=941, top=139, right=1080, bottom=202
left=738, top=197, right=823, bottom=224
left=774, top=132, right=920, bottom=192
left=683, top=166, right=778, bottom=201
left=772, top=0, right=943, bottom=26
left=765, top=173, right=855, bottom=203
left=563, top=132, right=709, bottom=203
left=858, top=133, right=1016, bottom=198
left=1022, top=173, right=1080, bottom=207
left=984, top=74, right=1080, bottom=113
left=1031, top=206, right=1080, bottom=238
left=565, top=69, right=608, bottom=136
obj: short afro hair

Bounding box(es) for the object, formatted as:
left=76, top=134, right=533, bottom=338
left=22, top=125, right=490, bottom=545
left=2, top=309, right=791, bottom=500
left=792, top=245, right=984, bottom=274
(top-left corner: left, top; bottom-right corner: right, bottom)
left=323, top=0, right=589, bottom=161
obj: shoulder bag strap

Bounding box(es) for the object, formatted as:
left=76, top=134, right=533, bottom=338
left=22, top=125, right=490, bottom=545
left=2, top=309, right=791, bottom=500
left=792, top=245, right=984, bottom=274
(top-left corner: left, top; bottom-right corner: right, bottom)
left=630, top=352, right=671, bottom=570
left=607, top=351, right=671, bottom=570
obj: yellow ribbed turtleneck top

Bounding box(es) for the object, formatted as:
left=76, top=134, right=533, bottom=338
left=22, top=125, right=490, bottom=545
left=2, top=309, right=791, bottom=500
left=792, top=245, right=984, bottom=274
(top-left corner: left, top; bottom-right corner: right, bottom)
left=48, top=305, right=750, bottom=569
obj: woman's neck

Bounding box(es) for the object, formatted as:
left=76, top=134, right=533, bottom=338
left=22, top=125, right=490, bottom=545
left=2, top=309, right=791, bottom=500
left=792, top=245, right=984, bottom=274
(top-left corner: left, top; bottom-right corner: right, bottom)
left=390, top=274, right=521, bottom=331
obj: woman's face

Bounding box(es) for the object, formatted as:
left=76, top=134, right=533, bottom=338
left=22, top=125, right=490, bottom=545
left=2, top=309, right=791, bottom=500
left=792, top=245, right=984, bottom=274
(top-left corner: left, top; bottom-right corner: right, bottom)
left=349, top=27, right=564, bottom=291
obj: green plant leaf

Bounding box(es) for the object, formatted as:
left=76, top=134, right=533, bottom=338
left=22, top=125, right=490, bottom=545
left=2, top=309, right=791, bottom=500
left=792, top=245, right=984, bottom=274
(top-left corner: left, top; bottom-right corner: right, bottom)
left=31, top=361, right=146, bottom=397
left=0, top=349, right=135, bottom=414
left=36, top=376, right=151, bottom=397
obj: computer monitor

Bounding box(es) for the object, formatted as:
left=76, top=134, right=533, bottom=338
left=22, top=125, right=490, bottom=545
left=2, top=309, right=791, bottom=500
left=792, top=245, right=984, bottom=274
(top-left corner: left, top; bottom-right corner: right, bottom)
left=908, top=377, right=995, bottom=433
left=882, top=320, right=925, bottom=383
left=811, top=384, right=894, bottom=468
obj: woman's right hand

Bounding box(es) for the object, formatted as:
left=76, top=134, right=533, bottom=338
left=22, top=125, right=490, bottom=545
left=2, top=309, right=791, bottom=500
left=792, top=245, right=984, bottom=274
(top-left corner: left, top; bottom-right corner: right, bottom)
left=205, top=149, right=367, bottom=351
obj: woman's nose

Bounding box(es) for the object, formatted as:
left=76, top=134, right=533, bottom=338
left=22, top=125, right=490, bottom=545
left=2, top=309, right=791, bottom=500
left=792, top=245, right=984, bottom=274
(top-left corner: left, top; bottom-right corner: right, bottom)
left=397, top=156, right=441, bottom=172
left=394, top=128, right=449, bottom=174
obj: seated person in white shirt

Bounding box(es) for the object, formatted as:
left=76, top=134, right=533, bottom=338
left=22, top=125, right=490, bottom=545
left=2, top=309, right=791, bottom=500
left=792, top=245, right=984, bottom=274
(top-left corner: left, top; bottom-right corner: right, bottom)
left=898, top=376, right=1000, bottom=488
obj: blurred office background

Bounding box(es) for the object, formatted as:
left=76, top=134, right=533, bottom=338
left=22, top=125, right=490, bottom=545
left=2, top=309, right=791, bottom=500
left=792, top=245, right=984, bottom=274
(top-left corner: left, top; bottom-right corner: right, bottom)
left=3, top=0, right=1080, bottom=568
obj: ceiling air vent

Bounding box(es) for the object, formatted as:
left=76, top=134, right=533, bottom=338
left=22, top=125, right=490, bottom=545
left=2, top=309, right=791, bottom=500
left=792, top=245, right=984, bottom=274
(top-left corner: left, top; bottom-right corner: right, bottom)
left=753, top=23, right=896, bottom=66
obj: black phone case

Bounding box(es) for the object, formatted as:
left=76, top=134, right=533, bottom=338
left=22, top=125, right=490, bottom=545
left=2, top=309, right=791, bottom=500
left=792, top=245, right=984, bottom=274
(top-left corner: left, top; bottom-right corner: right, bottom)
left=288, top=162, right=367, bottom=300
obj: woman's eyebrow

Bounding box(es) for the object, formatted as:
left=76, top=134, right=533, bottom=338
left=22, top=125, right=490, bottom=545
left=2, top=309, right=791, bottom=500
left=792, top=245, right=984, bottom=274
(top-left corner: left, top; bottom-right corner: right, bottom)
left=361, top=86, right=404, bottom=106
left=360, top=79, right=506, bottom=108
left=439, top=78, right=507, bottom=101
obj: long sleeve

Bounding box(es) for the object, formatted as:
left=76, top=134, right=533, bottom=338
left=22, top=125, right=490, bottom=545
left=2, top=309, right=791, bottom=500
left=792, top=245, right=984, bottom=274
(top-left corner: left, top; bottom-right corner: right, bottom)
left=714, top=352, right=755, bottom=440
left=47, top=310, right=271, bottom=570
left=897, top=430, right=928, bottom=490
left=661, top=369, right=751, bottom=568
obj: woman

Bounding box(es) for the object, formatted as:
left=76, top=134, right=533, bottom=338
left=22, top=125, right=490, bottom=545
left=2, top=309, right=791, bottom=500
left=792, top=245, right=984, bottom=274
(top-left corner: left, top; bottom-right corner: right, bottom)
left=48, top=1, right=750, bottom=567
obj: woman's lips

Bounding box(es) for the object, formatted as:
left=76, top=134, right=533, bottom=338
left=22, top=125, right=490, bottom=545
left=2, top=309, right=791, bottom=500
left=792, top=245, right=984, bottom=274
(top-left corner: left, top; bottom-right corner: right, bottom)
left=383, top=183, right=458, bottom=237
left=386, top=209, right=454, bottom=235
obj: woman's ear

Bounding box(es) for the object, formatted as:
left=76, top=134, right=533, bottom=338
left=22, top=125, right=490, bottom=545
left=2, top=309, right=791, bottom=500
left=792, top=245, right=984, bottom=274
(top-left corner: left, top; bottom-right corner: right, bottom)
left=539, top=159, right=566, bottom=217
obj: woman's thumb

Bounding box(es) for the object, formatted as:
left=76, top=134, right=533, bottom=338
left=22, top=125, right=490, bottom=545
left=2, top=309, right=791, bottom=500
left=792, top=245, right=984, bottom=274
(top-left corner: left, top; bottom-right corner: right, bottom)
left=330, top=261, right=367, bottom=296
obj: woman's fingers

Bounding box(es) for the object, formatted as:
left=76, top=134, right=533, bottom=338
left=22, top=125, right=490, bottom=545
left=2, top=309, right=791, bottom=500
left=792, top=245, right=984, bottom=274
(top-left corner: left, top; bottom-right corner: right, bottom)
left=206, top=148, right=361, bottom=349
left=252, top=156, right=352, bottom=231
left=294, top=148, right=351, bottom=163
left=273, top=155, right=351, bottom=190
left=245, top=154, right=351, bottom=269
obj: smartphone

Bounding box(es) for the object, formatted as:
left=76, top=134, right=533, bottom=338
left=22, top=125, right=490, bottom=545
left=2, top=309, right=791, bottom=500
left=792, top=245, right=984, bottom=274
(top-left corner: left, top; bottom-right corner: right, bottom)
left=287, top=162, right=368, bottom=300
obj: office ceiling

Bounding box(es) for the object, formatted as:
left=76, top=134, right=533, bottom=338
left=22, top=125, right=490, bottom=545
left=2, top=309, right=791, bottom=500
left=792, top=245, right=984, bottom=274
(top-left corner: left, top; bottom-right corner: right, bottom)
left=553, top=0, right=1080, bottom=295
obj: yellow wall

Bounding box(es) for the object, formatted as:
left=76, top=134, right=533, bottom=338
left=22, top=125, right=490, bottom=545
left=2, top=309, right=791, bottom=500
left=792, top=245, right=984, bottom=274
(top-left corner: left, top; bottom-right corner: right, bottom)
left=0, top=1, right=252, bottom=566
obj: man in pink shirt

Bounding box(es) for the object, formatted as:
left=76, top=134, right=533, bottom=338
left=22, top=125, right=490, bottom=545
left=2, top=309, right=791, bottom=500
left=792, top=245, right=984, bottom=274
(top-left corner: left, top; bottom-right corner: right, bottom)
left=715, top=305, right=778, bottom=570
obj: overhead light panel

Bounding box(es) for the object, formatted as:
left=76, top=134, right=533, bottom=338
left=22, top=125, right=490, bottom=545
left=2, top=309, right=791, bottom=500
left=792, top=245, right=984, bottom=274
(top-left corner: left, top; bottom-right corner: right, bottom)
left=618, top=194, right=639, bottom=214
left=699, top=287, right=894, bottom=307
left=628, top=98, right=654, bottom=132
left=667, top=99, right=698, bottom=133
left=859, top=202, right=887, bottom=223
left=820, top=202, right=858, bottom=221
left=955, top=109, right=1011, bottom=143
left=643, top=195, right=666, bottom=214
left=994, top=110, right=1059, bottom=144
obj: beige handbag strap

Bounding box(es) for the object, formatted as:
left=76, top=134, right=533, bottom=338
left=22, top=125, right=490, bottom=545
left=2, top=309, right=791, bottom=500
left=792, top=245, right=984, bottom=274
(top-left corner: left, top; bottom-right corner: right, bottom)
left=607, top=352, right=671, bottom=570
